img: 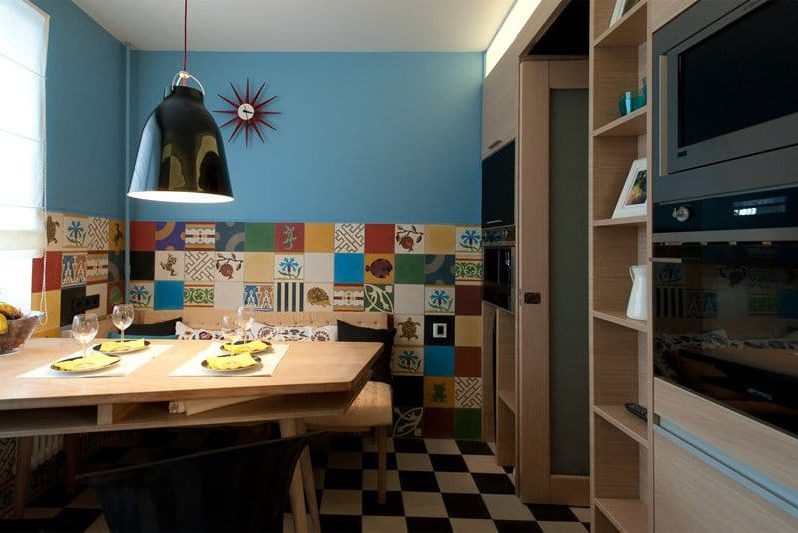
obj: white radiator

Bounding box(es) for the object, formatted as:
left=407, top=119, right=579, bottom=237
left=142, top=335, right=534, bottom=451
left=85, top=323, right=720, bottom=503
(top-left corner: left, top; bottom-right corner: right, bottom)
left=31, top=435, right=63, bottom=469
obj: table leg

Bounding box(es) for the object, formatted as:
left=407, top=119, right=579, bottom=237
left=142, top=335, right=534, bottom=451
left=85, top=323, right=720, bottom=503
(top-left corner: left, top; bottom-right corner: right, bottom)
left=295, top=419, right=320, bottom=532
left=65, top=434, right=79, bottom=498
left=279, top=419, right=308, bottom=533
left=14, top=436, right=33, bottom=519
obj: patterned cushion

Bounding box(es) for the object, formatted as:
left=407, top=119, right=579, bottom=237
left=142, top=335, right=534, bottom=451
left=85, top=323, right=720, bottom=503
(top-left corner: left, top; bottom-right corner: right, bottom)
left=175, top=321, right=224, bottom=341
left=250, top=322, right=337, bottom=342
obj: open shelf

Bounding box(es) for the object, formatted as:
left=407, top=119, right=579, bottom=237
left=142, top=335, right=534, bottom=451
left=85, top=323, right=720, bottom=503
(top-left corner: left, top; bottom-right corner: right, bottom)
left=593, top=106, right=647, bottom=137
left=594, top=497, right=649, bottom=533
left=593, top=216, right=647, bottom=227
left=497, top=388, right=516, bottom=414
left=593, top=309, right=647, bottom=332
left=593, top=0, right=648, bottom=49
left=594, top=403, right=647, bottom=446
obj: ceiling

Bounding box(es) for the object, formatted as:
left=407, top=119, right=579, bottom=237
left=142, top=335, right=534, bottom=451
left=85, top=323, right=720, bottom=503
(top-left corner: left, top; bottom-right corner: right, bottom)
left=72, top=0, right=516, bottom=52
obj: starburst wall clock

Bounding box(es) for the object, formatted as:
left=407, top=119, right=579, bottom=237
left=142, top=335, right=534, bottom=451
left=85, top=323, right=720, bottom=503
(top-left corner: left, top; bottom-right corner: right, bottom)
left=215, top=79, right=281, bottom=146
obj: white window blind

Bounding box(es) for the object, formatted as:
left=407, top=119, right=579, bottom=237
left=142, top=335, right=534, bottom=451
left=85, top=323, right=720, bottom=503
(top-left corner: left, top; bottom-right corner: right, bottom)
left=0, top=0, right=49, bottom=256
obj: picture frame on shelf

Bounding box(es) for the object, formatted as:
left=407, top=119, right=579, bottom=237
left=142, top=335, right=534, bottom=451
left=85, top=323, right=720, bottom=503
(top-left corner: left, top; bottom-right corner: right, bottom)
left=612, top=158, right=647, bottom=219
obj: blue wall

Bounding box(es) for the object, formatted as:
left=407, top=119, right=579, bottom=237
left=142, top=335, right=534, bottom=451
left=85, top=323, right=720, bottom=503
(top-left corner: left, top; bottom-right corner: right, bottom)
left=129, top=51, right=483, bottom=224
left=32, top=0, right=126, bottom=219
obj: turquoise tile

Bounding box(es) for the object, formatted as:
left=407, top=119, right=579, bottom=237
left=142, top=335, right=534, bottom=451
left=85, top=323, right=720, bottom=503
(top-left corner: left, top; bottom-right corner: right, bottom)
left=334, top=253, right=364, bottom=284
left=154, top=280, right=184, bottom=310
left=424, top=345, right=455, bottom=376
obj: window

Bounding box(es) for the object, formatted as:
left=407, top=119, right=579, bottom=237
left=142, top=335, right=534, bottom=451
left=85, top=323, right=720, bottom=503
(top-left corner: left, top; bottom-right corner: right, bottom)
left=0, top=0, right=48, bottom=308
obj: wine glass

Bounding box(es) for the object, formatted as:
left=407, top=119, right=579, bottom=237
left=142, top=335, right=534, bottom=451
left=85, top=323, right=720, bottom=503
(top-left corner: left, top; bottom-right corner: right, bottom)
left=237, top=305, right=255, bottom=341
left=221, top=314, right=240, bottom=345
left=72, top=313, right=99, bottom=359
left=111, top=304, right=135, bottom=342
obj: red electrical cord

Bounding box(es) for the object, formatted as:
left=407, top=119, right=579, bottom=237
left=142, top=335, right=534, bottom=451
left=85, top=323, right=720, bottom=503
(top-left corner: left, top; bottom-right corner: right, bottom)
left=182, top=0, right=188, bottom=85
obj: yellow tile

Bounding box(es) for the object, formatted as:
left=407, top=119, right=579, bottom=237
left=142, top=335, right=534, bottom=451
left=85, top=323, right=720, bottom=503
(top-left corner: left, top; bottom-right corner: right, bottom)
left=424, top=376, right=454, bottom=407
left=455, top=316, right=482, bottom=347
left=305, top=223, right=335, bottom=252
left=424, top=225, right=456, bottom=254
left=31, top=290, right=61, bottom=332
left=364, top=253, right=395, bottom=284
left=109, top=219, right=125, bottom=251
left=244, top=252, right=274, bottom=282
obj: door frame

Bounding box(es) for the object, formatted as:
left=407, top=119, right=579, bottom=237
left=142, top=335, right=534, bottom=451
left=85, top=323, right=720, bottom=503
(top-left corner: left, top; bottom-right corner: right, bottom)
left=516, top=58, right=589, bottom=505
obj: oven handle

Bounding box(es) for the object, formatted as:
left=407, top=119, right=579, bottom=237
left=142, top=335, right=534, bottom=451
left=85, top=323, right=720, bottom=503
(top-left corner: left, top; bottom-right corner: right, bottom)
left=650, top=257, right=682, bottom=264
left=653, top=227, right=798, bottom=244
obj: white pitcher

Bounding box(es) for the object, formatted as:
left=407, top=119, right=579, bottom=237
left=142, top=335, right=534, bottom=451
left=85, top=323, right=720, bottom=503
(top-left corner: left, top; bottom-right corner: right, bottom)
left=626, top=264, right=648, bottom=321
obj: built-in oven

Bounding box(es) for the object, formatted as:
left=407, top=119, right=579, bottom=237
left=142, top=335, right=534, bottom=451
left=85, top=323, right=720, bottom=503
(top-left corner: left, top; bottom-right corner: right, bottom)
left=653, top=185, right=798, bottom=437
left=482, top=226, right=514, bottom=311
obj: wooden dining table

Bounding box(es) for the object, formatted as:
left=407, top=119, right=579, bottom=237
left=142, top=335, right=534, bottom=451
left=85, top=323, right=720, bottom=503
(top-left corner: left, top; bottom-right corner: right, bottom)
left=0, top=338, right=382, bottom=532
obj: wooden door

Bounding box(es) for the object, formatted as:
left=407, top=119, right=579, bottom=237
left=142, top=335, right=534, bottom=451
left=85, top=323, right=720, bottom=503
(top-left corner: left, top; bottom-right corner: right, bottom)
left=516, top=59, right=589, bottom=505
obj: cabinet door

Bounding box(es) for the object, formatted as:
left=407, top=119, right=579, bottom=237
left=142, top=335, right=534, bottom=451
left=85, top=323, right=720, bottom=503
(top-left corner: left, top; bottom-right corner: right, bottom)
left=654, top=429, right=798, bottom=533
left=483, top=55, right=518, bottom=158
left=482, top=141, right=515, bottom=227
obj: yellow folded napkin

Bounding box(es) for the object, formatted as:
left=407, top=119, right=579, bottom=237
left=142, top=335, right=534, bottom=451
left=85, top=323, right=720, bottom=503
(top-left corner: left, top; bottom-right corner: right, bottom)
left=205, top=352, right=259, bottom=371
left=221, top=340, right=269, bottom=355
left=99, top=339, right=147, bottom=353
left=53, top=352, right=119, bottom=372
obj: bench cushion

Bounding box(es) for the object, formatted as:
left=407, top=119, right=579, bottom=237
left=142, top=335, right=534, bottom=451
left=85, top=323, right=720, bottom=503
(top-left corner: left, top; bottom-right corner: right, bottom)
left=306, top=381, right=392, bottom=428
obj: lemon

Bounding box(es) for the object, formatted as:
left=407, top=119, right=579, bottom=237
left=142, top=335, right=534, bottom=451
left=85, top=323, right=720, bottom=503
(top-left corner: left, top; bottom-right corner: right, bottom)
left=0, top=314, right=7, bottom=335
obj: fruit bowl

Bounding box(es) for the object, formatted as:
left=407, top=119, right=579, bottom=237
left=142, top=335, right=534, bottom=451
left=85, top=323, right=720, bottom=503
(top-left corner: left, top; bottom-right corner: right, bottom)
left=0, top=311, right=43, bottom=355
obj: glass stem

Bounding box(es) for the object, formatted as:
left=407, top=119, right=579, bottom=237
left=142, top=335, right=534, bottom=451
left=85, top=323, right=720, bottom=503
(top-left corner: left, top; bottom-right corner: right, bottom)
left=121, top=328, right=125, bottom=343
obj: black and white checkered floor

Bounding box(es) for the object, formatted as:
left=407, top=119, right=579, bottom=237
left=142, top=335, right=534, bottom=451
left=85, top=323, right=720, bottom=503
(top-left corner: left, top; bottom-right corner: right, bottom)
left=2, top=433, right=590, bottom=532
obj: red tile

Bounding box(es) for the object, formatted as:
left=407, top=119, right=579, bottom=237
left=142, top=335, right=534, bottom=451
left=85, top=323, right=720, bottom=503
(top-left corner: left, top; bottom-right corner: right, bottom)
left=274, top=223, right=305, bottom=253
left=455, top=347, right=481, bottom=377
left=365, top=224, right=396, bottom=253
left=130, top=221, right=155, bottom=251
left=31, top=252, right=61, bottom=293
left=422, top=407, right=454, bottom=438
left=455, top=285, right=482, bottom=315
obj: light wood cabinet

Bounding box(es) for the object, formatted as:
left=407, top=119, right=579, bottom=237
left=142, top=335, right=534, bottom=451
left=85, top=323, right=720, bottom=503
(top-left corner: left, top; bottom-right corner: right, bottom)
left=654, top=429, right=798, bottom=533
left=482, top=56, right=518, bottom=158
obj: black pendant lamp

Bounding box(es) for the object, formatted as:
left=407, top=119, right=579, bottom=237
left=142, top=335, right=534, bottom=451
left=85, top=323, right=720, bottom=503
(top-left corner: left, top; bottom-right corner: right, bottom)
left=128, top=0, right=233, bottom=203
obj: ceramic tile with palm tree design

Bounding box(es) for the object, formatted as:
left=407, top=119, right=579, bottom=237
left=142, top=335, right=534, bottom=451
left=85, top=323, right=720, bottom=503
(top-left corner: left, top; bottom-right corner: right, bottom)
left=392, top=346, right=424, bottom=376
left=455, top=226, right=482, bottom=253
left=128, top=282, right=154, bottom=309
left=425, top=285, right=455, bottom=314
left=62, top=215, right=88, bottom=250
left=274, top=254, right=304, bottom=280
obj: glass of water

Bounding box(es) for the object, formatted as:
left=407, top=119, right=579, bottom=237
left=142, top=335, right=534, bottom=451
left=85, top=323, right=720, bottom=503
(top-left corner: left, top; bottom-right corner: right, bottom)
left=72, top=313, right=99, bottom=358
left=221, top=314, right=240, bottom=345
left=111, top=304, right=135, bottom=342
left=237, top=305, right=255, bottom=341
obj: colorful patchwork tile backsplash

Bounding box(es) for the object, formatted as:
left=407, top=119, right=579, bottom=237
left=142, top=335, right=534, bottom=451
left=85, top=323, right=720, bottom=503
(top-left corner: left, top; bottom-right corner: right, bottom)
left=130, top=221, right=483, bottom=439
left=31, top=212, right=125, bottom=336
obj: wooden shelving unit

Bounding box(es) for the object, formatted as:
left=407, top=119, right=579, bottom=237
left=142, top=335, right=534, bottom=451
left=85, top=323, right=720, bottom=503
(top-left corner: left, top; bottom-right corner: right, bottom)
left=589, top=0, right=653, bottom=531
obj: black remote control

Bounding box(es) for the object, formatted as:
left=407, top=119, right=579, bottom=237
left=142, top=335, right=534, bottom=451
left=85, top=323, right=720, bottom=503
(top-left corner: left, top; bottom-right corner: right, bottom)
left=624, top=401, right=648, bottom=421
